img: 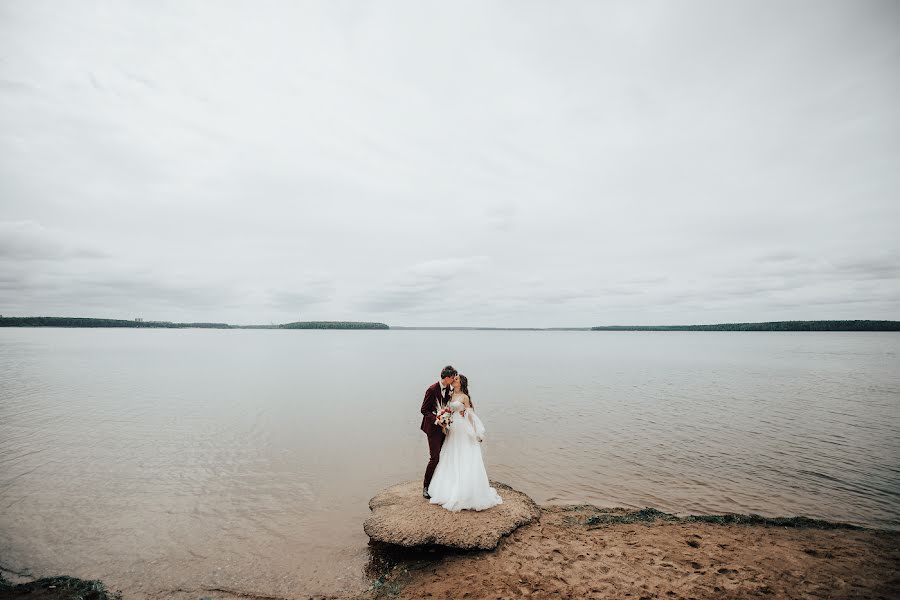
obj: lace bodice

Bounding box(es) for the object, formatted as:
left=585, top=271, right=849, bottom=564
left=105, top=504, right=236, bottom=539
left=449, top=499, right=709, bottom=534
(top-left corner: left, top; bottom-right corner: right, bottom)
left=448, top=398, right=466, bottom=413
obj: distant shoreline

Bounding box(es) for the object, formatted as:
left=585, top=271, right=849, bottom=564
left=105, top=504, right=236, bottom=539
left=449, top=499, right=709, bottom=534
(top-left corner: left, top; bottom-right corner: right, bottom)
left=391, top=326, right=590, bottom=331
left=398, top=320, right=899, bottom=331
left=590, top=319, right=900, bottom=331
left=0, top=317, right=389, bottom=330
left=1, top=317, right=898, bottom=331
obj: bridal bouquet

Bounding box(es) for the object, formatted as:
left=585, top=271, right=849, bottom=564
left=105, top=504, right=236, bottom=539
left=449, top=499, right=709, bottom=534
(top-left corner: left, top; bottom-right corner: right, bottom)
left=434, top=407, right=453, bottom=429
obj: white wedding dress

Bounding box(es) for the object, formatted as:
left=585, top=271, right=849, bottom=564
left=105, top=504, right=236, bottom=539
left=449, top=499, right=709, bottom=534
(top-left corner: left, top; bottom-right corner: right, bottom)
left=428, top=397, right=503, bottom=512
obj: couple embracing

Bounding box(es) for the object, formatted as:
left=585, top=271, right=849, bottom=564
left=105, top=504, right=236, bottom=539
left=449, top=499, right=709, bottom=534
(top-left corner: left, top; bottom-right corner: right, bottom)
left=420, top=365, right=503, bottom=512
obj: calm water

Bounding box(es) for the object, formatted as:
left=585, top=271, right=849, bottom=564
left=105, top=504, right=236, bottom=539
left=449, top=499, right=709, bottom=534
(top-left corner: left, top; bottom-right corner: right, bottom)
left=1, top=329, right=898, bottom=598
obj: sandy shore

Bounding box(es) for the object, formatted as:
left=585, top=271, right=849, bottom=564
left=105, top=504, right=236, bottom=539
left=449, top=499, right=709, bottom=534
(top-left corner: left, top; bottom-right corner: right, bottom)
left=358, top=505, right=900, bottom=600
left=3, top=505, right=897, bottom=600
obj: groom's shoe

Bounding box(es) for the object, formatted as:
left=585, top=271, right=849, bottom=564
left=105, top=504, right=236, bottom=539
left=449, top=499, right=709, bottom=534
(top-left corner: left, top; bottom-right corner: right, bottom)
left=422, top=486, right=431, bottom=499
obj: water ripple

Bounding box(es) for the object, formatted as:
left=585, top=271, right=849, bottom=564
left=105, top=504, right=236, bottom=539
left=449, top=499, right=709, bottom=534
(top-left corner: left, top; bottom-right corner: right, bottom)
left=1, top=329, right=898, bottom=597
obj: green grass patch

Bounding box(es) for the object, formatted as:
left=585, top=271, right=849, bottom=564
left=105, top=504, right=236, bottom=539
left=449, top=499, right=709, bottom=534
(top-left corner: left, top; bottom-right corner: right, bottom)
left=582, top=508, right=863, bottom=529
left=585, top=507, right=681, bottom=525
left=682, top=513, right=863, bottom=529
left=0, top=574, right=122, bottom=600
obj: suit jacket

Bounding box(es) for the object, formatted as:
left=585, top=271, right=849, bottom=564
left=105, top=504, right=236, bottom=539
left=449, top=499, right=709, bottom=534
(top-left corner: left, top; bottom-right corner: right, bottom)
left=420, top=381, right=450, bottom=435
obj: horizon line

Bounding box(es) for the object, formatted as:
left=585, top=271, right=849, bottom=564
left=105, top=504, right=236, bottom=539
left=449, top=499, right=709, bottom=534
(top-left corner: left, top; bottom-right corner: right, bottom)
left=2, top=316, right=899, bottom=330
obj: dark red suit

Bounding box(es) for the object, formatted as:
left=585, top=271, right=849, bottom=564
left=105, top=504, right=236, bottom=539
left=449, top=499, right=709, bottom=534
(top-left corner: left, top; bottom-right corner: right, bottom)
left=421, top=381, right=449, bottom=489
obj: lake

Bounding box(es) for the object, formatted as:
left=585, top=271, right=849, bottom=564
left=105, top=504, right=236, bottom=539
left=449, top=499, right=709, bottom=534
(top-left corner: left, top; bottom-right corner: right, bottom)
left=1, top=329, right=898, bottom=598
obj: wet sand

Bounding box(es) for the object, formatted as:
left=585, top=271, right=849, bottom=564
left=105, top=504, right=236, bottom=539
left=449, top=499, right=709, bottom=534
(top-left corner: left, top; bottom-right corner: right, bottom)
left=3, top=505, right=898, bottom=600
left=359, top=505, right=900, bottom=600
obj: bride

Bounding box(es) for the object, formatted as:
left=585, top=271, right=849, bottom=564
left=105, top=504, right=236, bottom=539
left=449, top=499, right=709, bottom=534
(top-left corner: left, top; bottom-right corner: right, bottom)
left=427, top=374, right=503, bottom=512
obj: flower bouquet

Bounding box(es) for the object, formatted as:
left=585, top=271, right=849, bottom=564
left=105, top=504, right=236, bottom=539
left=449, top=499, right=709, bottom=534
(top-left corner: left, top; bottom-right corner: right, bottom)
left=434, top=406, right=453, bottom=431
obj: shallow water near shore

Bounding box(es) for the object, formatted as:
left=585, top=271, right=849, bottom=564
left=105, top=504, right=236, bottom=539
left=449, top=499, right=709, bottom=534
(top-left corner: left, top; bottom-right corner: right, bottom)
left=1, top=329, right=898, bottom=598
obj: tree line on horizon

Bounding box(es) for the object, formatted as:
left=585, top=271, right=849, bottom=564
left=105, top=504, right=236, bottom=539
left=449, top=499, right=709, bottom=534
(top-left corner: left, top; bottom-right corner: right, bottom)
left=2, top=317, right=897, bottom=331
left=278, top=320, right=389, bottom=329
left=0, top=316, right=389, bottom=330
left=591, top=320, right=900, bottom=331
left=0, top=316, right=231, bottom=328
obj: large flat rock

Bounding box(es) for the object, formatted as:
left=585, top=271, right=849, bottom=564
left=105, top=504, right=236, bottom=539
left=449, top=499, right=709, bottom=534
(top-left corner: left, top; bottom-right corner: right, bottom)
left=363, top=481, right=540, bottom=550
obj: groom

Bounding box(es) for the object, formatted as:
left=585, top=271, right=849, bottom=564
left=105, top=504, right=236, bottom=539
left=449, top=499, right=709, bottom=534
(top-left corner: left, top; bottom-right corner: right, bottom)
left=420, top=364, right=457, bottom=499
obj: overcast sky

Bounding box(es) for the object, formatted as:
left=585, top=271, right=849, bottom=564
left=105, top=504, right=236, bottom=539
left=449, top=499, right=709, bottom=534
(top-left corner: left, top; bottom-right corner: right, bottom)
left=1, top=1, right=898, bottom=327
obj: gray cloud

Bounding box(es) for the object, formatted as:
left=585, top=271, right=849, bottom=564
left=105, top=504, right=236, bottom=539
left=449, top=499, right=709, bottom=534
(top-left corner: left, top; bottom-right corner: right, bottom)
left=356, top=257, right=489, bottom=314
left=264, top=280, right=335, bottom=314
left=484, top=203, right=517, bottom=232
left=0, top=1, right=898, bottom=326
left=0, top=221, right=109, bottom=260
left=0, top=78, right=34, bottom=94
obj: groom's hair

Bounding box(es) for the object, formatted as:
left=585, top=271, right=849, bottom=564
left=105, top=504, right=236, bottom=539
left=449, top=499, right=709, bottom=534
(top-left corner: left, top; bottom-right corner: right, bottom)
left=441, top=365, right=457, bottom=379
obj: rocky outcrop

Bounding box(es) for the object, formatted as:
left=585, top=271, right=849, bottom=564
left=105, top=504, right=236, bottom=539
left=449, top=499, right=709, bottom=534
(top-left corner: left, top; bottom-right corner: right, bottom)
left=363, top=481, right=540, bottom=550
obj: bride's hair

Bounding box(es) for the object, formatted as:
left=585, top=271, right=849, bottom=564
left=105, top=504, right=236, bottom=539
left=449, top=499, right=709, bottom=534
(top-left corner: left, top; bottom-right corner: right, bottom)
left=458, top=374, right=473, bottom=409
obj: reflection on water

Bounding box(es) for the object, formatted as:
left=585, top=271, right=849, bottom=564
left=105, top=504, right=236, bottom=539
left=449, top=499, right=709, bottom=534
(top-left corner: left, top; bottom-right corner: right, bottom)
left=1, top=329, right=898, bottom=598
